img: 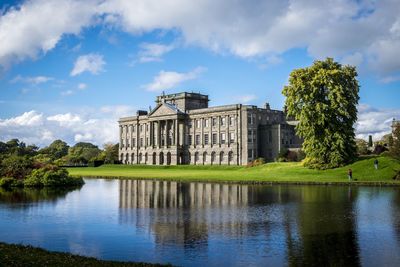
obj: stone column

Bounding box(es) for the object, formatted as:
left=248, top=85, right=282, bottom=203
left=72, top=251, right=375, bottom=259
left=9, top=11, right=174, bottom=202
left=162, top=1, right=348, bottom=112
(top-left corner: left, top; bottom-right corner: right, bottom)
left=158, top=121, right=161, bottom=148
left=175, top=119, right=179, bottom=146
left=119, top=125, right=123, bottom=148
left=209, top=118, right=212, bottom=148
left=218, top=116, right=221, bottom=147
left=125, top=125, right=128, bottom=151
left=201, top=118, right=204, bottom=147
left=164, top=120, right=168, bottom=147
left=192, top=119, right=195, bottom=148
left=227, top=115, right=230, bottom=147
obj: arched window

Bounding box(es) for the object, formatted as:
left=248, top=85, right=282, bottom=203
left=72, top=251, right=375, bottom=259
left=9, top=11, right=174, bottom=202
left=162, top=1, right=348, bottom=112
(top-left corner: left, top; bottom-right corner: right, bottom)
left=203, top=152, right=207, bottom=165
left=167, top=152, right=171, bottom=165
left=211, top=152, right=216, bottom=165
left=220, top=151, right=224, bottom=164
left=131, top=153, right=135, bottom=164
left=159, top=152, right=164, bottom=165
left=145, top=153, right=148, bottom=164
left=228, top=151, right=234, bottom=165
left=138, top=153, right=142, bottom=164
left=125, top=153, right=129, bottom=164
left=152, top=152, right=156, bottom=165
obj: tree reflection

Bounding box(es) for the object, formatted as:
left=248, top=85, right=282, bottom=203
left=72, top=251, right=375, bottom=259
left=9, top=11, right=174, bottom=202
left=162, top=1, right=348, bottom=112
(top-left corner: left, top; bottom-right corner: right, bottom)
left=0, top=186, right=81, bottom=208
left=285, top=186, right=361, bottom=267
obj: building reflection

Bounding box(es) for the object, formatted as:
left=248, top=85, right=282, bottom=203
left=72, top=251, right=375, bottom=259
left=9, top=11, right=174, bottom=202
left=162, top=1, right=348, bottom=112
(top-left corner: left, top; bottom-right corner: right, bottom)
left=118, top=180, right=362, bottom=265
left=119, top=180, right=249, bottom=209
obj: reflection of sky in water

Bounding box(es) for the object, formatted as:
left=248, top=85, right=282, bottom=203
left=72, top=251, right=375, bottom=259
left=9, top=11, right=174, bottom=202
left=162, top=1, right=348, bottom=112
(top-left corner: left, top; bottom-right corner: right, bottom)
left=0, top=179, right=399, bottom=267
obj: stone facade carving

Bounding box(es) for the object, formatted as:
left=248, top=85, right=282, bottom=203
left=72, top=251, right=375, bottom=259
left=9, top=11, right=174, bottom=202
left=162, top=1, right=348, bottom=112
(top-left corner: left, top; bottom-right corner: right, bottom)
left=118, top=92, right=302, bottom=165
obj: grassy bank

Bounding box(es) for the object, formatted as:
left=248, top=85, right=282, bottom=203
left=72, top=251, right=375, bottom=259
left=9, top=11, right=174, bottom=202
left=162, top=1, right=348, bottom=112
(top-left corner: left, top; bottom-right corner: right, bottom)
left=0, top=242, right=169, bottom=267
left=67, top=156, right=400, bottom=185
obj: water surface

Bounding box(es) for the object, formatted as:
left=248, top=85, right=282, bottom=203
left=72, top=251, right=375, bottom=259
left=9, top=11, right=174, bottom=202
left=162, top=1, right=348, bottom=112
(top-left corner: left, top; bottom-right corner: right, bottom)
left=0, top=178, right=399, bottom=266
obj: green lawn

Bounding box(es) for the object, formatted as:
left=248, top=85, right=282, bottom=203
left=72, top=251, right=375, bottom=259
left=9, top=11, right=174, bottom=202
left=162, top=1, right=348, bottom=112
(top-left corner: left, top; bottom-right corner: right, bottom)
left=67, top=156, right=400, bottom=185
left=0, top=242, right=170, bottom=267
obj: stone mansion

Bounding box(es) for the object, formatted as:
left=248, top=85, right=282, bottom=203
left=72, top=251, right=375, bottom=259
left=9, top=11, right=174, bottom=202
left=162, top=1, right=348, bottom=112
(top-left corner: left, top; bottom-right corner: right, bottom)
left=118, top=92, right=302, bottom=165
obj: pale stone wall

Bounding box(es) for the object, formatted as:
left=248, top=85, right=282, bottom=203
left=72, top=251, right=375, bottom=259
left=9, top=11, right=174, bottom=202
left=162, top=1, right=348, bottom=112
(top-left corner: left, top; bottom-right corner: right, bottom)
left=118, top=92, right=301, bottom=165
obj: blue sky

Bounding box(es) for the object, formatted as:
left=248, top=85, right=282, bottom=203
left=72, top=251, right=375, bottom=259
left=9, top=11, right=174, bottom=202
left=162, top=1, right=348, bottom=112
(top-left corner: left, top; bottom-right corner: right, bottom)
left=0, top=0, right=399, bottom=147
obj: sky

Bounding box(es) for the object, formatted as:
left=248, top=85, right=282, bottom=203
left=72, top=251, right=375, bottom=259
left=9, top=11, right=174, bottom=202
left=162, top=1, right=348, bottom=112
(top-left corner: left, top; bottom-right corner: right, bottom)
left=0, top=0, right=399, bottom=147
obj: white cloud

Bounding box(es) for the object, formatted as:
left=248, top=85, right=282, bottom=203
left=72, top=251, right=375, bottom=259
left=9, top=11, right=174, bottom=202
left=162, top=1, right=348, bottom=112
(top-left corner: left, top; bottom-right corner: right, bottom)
left=47, top=113, right=81, bottom=127
left=233, top=95, right=257, bottom=104
left=0, top=0, right=97, bottom=68
left=70, top=53, right=105, bottom=76
left=1, top=0, right=400, bottom=79
left=10, top=75, right=53, bottom=84
left=355, top=104, right=400, bottom=141
left=77, top=83, right=87, bottom=90
left=0, top=110, right=43, bottom=126
left=144, top=67, right=206, bottom=92
left=136, top=42, right=175, bottom=63
left=0, top=106, right=137, bottom=147
left=61, top=90, right=74, bottom=96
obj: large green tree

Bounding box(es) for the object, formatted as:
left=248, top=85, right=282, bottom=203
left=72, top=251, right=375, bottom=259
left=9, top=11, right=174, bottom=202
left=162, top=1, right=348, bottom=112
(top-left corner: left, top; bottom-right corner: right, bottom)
left=39, top=139, right=69, bottom=160
left=282, top=58, right=359, bottom=169
left=390, top=124, right=400, bottom=159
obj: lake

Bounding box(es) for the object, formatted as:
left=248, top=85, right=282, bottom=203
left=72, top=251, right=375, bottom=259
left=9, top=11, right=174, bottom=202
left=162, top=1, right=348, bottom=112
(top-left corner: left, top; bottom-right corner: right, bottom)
left=0, top=178, right=399, bottom=266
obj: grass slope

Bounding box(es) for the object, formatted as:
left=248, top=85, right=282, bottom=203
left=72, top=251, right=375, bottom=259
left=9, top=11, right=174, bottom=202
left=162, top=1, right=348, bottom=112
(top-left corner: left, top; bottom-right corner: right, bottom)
left=68, top=156, right=400, bottom=185
left=0, top=242, right=170, bottom=267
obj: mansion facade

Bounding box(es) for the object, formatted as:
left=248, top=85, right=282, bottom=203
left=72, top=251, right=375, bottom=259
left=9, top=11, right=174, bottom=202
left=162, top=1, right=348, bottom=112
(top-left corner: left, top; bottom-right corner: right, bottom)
left=118, top=92, right=302, bottom=165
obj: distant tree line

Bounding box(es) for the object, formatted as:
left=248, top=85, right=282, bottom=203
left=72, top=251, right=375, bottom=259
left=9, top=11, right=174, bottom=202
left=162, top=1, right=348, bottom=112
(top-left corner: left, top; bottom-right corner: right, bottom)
left=0, top=138, right=119, bottom=189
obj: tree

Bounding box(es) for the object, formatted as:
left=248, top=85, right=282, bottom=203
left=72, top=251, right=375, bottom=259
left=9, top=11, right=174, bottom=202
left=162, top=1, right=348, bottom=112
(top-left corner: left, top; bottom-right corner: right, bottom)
left=282, top=58, right=359, bottom=169
left=368, top=135, right=373, bottom=147
left=390, top=125, right=400, bottom=159
left=103, top=143, right=119, bottom=163
left=356, top=139, right=368, bottom=155
left=67, top=142, right=101, bottom=164
left=39, top=139, right=69, bottom=160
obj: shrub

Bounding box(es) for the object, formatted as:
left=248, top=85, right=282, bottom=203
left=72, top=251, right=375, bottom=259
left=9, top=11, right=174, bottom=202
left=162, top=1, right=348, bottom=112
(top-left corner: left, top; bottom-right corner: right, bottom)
left=247, top=158, right=265, bottom=167
left=373, top=144, right=387, bottom=155
left=0, top=177, right=24, bottom=188
left=24, top=165, right=84, bottom=188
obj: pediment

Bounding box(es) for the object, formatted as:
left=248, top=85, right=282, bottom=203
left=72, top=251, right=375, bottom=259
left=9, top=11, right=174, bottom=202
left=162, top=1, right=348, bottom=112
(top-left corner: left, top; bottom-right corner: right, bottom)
left=149, top=103, right=181, bottom=117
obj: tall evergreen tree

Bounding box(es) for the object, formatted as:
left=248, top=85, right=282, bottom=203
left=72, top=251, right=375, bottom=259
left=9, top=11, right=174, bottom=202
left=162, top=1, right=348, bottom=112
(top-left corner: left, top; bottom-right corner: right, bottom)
left=282, top=58, right=359, bottom=169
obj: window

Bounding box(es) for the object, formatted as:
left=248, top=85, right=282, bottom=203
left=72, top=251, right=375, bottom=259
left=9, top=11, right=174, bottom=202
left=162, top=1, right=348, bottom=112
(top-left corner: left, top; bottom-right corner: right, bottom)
left=281, top=139, right=285, bottom=144
left=248, top=149, right=253, bottom=159
left=221, top=117, right=226, bottom=126
left=248, top=130, right=253, bottom=143
left=188, top=120, right=192, bottom=128
left=248, top=114, right=254, bottom=124
left=140, top=138, right=143, bottom=147
left=212, top=133, right=217, bottom=145
left=146, top=137, right=149, bottom=146
left=204, top=119, right=209, bottom=128
left=229, top=116, right=235, bottom=126
left=195, top=134, right=200, bottom=145
left=132, top=138, right=136, bottom=147
left=188, top=135, right=192, bottom=145
left=220, top=133, right=226, bottom=144
left=229, top=132, right=235, bottom=144
left=204, top=134, right=209, bottom=145
left=212, top=117, right=217, bottom=126
left=228, top=151, right=233, bottom=162
left=196, top=120, right=201, bottom=128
